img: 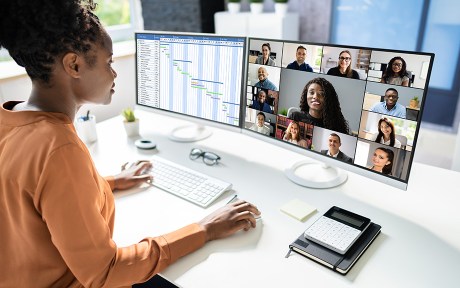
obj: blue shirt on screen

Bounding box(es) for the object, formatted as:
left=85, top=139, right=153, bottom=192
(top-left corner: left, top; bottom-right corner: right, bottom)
left=254, top=79, right=277, bottom=91
left=286, top=61, right=313, bottom=72
left=251, top=101, right=272, bottom=113
left=370, top=102, right=406, bottom=118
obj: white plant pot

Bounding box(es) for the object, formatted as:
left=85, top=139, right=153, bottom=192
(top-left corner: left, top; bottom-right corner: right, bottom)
left=227, top=2, right=240, bottom=13
left=275, top=3, right=288, bottom=15
left=123, top=119, right=140, bottom=137
left=250, top=3, right=263, bottom=14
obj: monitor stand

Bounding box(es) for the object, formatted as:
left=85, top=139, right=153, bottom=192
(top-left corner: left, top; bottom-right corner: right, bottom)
left=285, top=160, right=348, bottom=189
left=169, top=125, right=212, bottom=142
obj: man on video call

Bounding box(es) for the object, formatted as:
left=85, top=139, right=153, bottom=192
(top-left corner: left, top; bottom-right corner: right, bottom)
left=370, top=88, right=406, bottom=118
left=251, top=90, right=272, bottom=113
left=254, top=66, right=278, bottom=91
left=320, top=133, right=353, bottom=163
left=286, top=45, right=313, bottom=72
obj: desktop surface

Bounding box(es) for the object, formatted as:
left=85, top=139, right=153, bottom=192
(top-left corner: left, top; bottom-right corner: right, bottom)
left=89, top=110, right=460, bottom=287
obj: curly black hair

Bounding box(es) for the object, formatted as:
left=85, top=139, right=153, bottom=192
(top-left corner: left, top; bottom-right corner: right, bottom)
left=0, top=0, right=103, bottom=83
left=382, top=56, right=408, bottom=83
left=299, top=77, right=350, bottom=134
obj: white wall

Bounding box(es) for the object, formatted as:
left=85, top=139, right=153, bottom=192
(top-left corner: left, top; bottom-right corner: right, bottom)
left=0, top=75, right=31, bottom=103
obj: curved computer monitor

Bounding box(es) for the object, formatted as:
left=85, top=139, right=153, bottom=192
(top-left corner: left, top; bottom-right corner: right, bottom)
left=135, top=31, right=246, bottom=142
left=243, top=38, right=434, bottom=190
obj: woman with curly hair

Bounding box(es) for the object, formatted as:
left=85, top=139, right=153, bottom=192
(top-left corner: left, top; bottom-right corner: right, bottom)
left=0, top=1, right=260, bottom=287
left=290, top=77, right=350, bottom=134
left=380, top=56, right=410, bottom=87
left=374, top=118, right=402, bottom=148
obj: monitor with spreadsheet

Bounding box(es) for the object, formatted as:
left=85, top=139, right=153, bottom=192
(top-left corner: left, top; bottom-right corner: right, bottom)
left=243, top=38, right=434, bottom=189
left=135, top=31, right=246, bottom=141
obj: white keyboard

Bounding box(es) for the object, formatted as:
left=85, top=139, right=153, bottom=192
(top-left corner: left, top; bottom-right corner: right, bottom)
left=149, top=155, right=232, bottom=207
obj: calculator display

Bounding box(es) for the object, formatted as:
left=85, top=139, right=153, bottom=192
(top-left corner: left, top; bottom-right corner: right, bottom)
left=331, top=211, right=364, bottom=227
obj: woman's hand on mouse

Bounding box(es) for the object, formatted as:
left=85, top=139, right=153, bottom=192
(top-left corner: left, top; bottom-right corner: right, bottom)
left=198, top=199, right=261, bottom=242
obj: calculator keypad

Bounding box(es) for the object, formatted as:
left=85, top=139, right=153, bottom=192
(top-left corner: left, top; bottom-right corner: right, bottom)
left=304, top=216, right=361, bottom=254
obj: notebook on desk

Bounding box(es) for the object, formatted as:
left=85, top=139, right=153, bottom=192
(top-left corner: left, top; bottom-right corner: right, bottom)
left=288, top=222, right=381, bottom=275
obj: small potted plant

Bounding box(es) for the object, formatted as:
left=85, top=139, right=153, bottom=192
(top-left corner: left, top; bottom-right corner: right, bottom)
left=279, top=107, right=288, bottom=116
left=409, top=96, right=419, bottom=109
left=227, top=0, right=241, bottom=13
left=274, top=0, right=289, bottom=15
left=250, top=0, right=264, bottom=14
left=122, top=108, right=139, bottom=136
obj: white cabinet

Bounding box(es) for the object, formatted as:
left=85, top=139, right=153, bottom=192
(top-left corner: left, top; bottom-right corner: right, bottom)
left=214, top=12, right=299, bottom=40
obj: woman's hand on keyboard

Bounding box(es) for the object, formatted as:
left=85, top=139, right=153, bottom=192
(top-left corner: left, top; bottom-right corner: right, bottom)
left=198, top=199, right=261, bottom=241
left=113, top=160, right=153, bottom=190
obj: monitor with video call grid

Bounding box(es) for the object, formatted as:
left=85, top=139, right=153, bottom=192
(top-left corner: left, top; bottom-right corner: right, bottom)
left=243, top=38, right=434, bottom=189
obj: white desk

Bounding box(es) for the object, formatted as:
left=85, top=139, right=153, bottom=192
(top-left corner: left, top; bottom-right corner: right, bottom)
left=89, top=110, right=460, bottom=287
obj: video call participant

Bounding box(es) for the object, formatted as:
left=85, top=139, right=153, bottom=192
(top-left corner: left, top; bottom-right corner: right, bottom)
left=255, top=42, right=276, bottom=66
left=254, top=66, right=278, bottom=91
left=374, top=118, right=402, bottom=148
left=320, top=133, right=353, bottom=163
left=370, top=88, right=406, bottom=118
left=368, top=147, right=394, bottom=175
left=249, top=112, right=270, bottom=135
left=250, top=90, right=272, bottom=113
left=283, top=121, right=308, bottom=148
left=0, top=1, right=261, bottom=287
left=380, top=56, right=410, bottom=87
left=286, top=45, right=313, bottom=72
left=326, top=50, right=360, bottom=79
left=290, top=77, right=350, bottom=134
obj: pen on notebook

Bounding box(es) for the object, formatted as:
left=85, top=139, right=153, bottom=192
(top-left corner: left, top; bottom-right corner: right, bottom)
left=226, top=194, right=238, bottom=204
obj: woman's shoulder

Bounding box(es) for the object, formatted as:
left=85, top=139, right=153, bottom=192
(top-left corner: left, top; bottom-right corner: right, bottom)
left=327, top=67, right=338, bottom=74
left=298, top=139, right=308, bottom=147
left=351, top=69, right=360, bottom=79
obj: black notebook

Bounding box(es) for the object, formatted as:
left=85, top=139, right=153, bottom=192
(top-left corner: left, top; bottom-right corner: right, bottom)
left=288, top=222, right=381, bottom=275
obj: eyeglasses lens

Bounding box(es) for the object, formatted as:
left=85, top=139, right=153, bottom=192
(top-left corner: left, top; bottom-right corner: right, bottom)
left=189, top=148, right=203, bottom=160
left=203, top=152, right=220, bottom=166
left=189, top=148, right=220, bottom=165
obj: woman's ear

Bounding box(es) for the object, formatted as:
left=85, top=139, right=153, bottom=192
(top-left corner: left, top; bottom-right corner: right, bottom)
left=62, top=52, right=81, bottom=78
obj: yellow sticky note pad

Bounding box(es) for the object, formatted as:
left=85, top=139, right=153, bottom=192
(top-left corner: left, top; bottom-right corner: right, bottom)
left=280, top=199, right=317, bottom=222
